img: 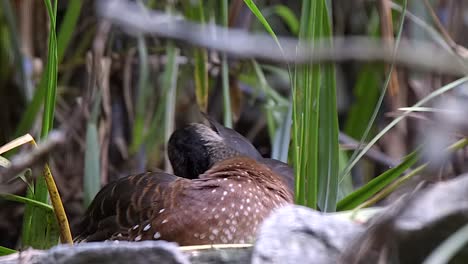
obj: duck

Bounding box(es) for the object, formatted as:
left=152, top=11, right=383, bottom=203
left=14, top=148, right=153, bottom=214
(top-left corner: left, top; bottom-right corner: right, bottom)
left=168, top=115, right=294, bottom=194
left=74, top=115, right=294, bottom=245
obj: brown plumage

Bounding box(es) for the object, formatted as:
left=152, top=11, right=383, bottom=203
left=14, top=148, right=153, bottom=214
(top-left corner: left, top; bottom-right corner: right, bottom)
left=74, top=156, right=293, bottom=245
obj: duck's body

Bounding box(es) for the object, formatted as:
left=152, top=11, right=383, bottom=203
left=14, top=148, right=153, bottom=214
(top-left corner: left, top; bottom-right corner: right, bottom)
left=75, top=116, right=295, bottom=245
left=74, top=157, right=292, bottom=245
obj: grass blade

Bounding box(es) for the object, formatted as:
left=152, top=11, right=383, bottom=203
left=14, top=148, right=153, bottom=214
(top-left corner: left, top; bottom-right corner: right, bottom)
left=340, top=75, right=468, bottom=186
left=243, top=0, right=281, bottom=48
left=220, top=0, right=232, bottom=127
left=0, top=193, right=54, bottom=211
left=20, top=0, right=72, bottom=248
left=273, top=5, right=299, bottom=36
left=83, top=90, right=101, bottom=207
left=56, top=0, right=82, bottom=61
left=21, top=0, right=60, bottom=249
left=337, top=150, right=419, bottom=211
left=130, top=35, right=149, bottom=152
left=0, top=246, right=16, bottom=256
left=83, top=123, right=101, bottom=207
left=15, top=0, right=82, bottom=137
left=183, top=1, right=209, bottom=114
left=317, top=3, right=339, bottom=212
left=163, top=42, right=180, bottom=171
left=292, top=0, right=322, bottom=208
left=293, top=0, right=338, bottom=210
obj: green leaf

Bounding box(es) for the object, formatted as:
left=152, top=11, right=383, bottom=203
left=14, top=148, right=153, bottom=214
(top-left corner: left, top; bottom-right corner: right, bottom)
left=344, top=64, right=381, bottom=140
left=15, top=0, right=82, bottom=138
left=337, top=148, right=352, bottom=201
left=293, top=0, right=338, bottom=211
left=337, top=150, right=419, bottom=211
left=340, top=75, right=468, bottom=185
left=0, top=193, right=53, bottom=212
left=163, top=42, right=180, bottom=170
left=317, top=5, right=339, bottom=212
left=0, top=246, right=16, bottom=256
left=243, top=0, right=282, bottom=49
left=183, top=0, right=210, bottom=117
left=56, top=0, right=82, bottom=61
left=21, top=0, right=60, bottom=249
left=83, top=123, right=101, bottom=207
left=130, top=35, right=150, bottom=153
left=273, top=5, right=299, bottom=35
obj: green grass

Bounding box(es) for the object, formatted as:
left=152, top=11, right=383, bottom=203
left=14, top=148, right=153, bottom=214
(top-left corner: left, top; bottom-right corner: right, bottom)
left=130, top=35, right=150, bottom=153
left=21, top=0, right=60, bottom=249
left=15, top=0, right=82, bottom=138
left=337, top=150, right=419, bottom=211
left=183, top=0, right=210, bottom=118
left=291, top=0, right=339, bottom=211
left=83, top=92, right=102, bottom=207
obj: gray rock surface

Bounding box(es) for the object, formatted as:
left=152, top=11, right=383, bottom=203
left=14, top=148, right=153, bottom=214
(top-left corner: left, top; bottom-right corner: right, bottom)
left=394, top=173, right=468, bottom=263
left=0, top=241, right=189, bottom=264
left=252, top=205, right=366, bottom=264
left=343, top=173, right=468, bottom=263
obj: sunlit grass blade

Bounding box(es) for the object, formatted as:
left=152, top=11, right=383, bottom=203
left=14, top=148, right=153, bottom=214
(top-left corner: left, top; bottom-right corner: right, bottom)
left=337, top=150, right=419, bottom=211
left=0, top=246, right=16, bottom=256
left=292, top=0, right=323, bottom=209
left=353, top=138, right=468, bottom=211
left=0, top=193, right=54, bottom=211
left=293, top=0, right=338, bottom=210
left=316, top=3, right=339, bottom=212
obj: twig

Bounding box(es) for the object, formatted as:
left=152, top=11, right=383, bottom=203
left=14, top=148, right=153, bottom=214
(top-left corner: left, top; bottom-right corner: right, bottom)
left=378, top=0, right=400, bottom=96
left=0, top=131, right=66, bottom=182
left=422, top=0, right=468, bottom=58
left=339, top=132, right=399, bottom=168
left=96, top=0, right=468, bottom=75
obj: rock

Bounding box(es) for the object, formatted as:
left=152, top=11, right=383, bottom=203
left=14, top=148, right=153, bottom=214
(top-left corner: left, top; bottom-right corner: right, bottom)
left=0, top=241, right=189, bottom=264
left=184, top=245, right=252, bottom=264
left=394, top=173, right=468, bottom=263
left=252, top=205, right=366, bottom=264
left=344, top=173, right=468, bottom=264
